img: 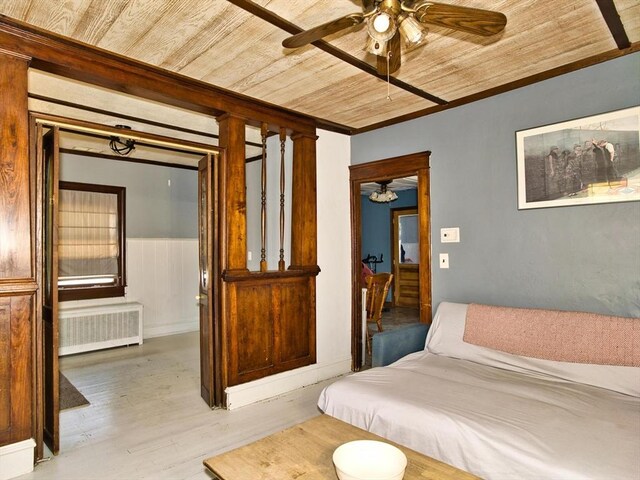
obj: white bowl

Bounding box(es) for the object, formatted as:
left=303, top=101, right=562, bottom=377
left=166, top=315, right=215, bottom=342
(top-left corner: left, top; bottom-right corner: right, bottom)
left=333, top=440, right=407, bottom=480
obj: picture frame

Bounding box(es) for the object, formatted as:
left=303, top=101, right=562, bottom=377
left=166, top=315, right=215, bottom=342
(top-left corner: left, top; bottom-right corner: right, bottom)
left=516, top=106, right=640, bottom=209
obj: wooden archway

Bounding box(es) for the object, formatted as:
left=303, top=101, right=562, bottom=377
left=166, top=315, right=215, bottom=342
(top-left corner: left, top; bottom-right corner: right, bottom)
left=349, top=152, right=432, bottom=370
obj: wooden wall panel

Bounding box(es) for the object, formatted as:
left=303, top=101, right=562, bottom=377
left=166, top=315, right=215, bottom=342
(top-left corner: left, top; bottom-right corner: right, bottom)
left=227, top=276, right=316, bottom=386
left=216, top=84, right=319, bottom=393
left=0, top=51, right=34, bottom=448
left=0, top=299, right=10, bottom=433
left=0, top=53, right=31, bottom=280
left=0, top=295, right=33, bottom=445
left=290, top=134, right=317, bottom=270
left=278, top=279, right=312, bottom=364
left=233, top=284, right=275, bottom=377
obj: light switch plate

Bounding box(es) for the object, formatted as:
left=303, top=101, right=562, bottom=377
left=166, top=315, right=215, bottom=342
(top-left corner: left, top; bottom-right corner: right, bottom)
left=441, top=227, right=460, bottom=243
left=439, top=253, right=449, bottom=269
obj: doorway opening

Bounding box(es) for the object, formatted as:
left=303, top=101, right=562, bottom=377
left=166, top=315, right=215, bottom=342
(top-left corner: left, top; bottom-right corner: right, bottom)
left=349, top=152, right=432, bottom=370
left=33, top=113, right=223, bottom=459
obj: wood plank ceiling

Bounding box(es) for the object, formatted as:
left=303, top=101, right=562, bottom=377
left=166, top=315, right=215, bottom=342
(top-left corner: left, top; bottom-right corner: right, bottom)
left=1, top=0, right=638, bottom=133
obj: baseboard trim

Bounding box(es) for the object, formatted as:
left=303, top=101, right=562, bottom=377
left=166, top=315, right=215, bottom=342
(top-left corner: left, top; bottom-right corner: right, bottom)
left=225, top=357, right=351, bottom=410
left=0, top=438, right=36, bottom=480
left=143, top=320, right=198, bottom=339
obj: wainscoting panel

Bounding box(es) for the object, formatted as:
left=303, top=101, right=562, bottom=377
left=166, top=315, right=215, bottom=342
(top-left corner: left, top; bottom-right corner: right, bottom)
left=126, top=238, right=198, bottom=338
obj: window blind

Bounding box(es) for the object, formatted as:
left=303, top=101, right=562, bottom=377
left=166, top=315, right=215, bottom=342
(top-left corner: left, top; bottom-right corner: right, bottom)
left=58, top=189, right=119, bottom=279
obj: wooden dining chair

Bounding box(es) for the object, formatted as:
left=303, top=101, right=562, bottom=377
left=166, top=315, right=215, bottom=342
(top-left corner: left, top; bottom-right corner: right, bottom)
left=365, top=272, right=394, bottom=355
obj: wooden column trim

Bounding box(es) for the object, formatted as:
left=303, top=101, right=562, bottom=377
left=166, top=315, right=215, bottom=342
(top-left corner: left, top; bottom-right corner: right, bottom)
left=0, top=50, right=32, bottom=281
left=0, top=50, right=33, bottom=448
left=289, top=132, right=319, bottom=271
left=417, top=167, right=432, bottom=323
left=218, top=113, right=249, bottom=275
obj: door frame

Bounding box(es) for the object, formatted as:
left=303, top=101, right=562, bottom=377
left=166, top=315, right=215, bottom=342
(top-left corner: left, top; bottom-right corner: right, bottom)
left=391, top=207, right=419, bottom=307
left=349, top=151, right=432, bottom=370
left=32, top=112, right=225, bottom=459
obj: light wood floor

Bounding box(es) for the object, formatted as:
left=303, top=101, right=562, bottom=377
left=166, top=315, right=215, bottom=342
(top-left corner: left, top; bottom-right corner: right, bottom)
left=22, top=332, right=337, bottom=480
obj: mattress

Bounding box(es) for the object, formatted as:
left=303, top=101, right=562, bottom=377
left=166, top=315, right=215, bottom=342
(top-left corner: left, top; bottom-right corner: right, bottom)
left=318, top=351, right=640, bottom=480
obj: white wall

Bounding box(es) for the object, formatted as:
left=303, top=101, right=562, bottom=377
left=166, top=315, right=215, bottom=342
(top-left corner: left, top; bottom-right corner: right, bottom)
left=127, top=238, right=199, bottom=338
left=226, top=129, right=352, bottom=408
left=59, top=238, right=199, bottom=339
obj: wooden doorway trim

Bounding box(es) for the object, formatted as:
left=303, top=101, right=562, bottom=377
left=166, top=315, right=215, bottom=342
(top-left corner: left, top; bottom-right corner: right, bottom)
left=349, top=151, right=432, bottom=370
left=32, top=113, right=225, bottom=459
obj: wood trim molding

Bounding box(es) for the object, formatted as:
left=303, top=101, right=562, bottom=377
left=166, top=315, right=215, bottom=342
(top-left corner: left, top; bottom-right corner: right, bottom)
left=222, top=268, right=320, bottom=282
left=0, top=47, right=31, bottom=61
left=225, top=0, right=447, bottom=106
left=0, top=15, right=319, bottom=134
left=29, top=93, right=264, bottom=149
left=349, top=151, right=431, bottom=182
left=0, top=281, right=38, bottom=295
left=32, top=112, right=221, bottom=154
left=595, top=0, right=631, bottom=50
left=58, top=148, right=199, bottom=171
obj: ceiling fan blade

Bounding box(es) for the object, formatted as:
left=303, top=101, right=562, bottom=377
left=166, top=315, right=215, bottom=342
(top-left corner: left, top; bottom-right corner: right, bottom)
left=376, top=31, right=402, bottom=76
left=413, top=2, right=506, bottom=36
left=282, top=13, right=364, bottom=48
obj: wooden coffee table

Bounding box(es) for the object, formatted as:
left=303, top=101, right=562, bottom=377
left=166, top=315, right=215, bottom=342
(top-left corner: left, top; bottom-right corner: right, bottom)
left=203, top=414, right=479, bottom=479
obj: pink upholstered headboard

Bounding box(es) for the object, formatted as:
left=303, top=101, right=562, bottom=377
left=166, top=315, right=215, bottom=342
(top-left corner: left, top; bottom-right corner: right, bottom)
left=463, top=304, right=640, bottom=367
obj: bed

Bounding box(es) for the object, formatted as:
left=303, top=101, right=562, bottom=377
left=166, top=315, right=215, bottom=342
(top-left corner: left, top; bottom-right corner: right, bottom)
left=318, top=302, right=640, bottom=479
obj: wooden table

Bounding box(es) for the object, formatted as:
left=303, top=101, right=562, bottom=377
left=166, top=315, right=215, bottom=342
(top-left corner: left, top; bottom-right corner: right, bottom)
left=203, top=414, right=480, bottom=480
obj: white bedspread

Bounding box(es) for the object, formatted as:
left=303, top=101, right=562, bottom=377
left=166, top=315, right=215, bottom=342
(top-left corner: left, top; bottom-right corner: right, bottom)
left=318, top=351, right=640, bottom=480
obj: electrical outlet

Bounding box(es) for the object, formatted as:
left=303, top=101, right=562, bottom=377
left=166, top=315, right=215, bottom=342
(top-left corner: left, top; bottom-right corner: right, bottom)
left=439, top=253, right=449, bottom=269
left=247, top=251, right=252, bottom=261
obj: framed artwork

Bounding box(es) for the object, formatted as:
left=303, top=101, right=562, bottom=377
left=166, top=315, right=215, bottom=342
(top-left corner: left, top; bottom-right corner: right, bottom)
left=516, top=106, right=640, bottom=209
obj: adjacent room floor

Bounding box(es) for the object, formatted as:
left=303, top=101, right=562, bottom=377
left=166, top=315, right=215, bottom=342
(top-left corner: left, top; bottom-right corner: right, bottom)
left=21, top=332, right=336, bottom=480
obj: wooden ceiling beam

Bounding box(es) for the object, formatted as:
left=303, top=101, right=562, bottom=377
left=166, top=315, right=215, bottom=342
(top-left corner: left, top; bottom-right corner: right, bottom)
left=225, top=0, right=448, bottom=106
left=0, top=15, right=325, bottom=135
left=595, top=0, right=631, bottom=50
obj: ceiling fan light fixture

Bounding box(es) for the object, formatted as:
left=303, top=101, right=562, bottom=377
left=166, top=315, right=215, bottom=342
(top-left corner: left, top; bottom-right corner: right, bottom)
left=373, top=12, right=391, bottom=32
left=369, top=181, right=398, bottom=203
left=398, top=14, right=428, bottom=46
left=365, top=35, right=387, bottom=55
left=367, top=12, right=397, bottom=42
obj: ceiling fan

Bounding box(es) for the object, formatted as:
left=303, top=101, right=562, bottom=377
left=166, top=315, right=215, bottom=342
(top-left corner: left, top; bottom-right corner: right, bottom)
left=282, top=1, right=507, bottom=76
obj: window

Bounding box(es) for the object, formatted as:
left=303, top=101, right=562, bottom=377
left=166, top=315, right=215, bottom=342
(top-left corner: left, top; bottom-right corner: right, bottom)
left=58, top=181, right=126, bottom=301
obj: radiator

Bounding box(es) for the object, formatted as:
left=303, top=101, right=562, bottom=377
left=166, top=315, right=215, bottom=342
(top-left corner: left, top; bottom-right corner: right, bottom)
left=59, top=302, right=143, bottom=356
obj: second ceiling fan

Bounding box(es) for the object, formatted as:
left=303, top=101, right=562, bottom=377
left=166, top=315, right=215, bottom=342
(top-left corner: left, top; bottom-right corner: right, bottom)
left=282, top=0, right=507, bottom=75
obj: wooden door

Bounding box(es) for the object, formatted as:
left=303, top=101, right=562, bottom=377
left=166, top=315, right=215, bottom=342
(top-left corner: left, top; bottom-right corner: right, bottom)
left=392, top=208, right=420, bottom=308
left=42, top=128, right=60, bottom=454
left=198, top=154, right=218, bottom=407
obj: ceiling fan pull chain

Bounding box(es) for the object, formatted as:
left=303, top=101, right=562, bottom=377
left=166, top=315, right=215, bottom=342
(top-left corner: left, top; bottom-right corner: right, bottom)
left=386, top=51, right=392, bottom=101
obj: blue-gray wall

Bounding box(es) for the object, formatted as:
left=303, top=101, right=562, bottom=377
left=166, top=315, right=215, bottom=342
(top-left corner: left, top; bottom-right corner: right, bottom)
left=60, top=154, right=198, bottom=238
left=352, top=53, right=640, bottom=318
left=361, top=189, right=417, bottom=275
